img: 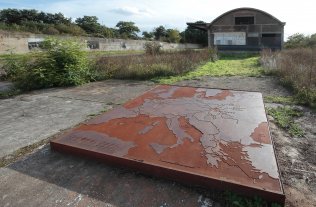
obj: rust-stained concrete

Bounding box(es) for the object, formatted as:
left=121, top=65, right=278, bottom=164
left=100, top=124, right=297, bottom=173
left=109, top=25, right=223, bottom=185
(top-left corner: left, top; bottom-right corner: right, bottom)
left=51, top=85, right=285, bottom=204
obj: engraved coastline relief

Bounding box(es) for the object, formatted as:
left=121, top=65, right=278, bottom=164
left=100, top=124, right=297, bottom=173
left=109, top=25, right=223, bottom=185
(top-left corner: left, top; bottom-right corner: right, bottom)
left=74, top=85, right=279, bottom=180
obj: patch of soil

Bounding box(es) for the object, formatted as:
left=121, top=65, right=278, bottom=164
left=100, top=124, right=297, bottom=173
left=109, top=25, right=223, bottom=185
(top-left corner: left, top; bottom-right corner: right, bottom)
left=175, top=76, right=291, bottom=97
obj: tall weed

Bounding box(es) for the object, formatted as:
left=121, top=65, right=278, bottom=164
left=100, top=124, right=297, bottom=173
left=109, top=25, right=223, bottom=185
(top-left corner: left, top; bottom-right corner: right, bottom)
left=93, top=49, right=210, bottom=80
left=260, top=48, right=316, bottom=107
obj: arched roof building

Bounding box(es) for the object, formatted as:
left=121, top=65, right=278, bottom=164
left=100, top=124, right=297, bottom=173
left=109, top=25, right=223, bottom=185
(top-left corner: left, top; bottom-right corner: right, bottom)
left=187, top=8, right=285, bottom=51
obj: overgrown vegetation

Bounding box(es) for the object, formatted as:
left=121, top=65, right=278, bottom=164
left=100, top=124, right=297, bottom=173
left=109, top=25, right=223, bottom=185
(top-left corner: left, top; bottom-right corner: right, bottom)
left=0, top=88, right=20, bottom=99
left=267, top=106, right=304, bottom=137
left=4, top=38, right=92, bottom=90
left=264, top=96, right=297, bottom=105
left=0, top=8, right=200, bottom=43
left=284, top=33, right=316, bottom=49
left=156, top=53, right=264, bottom=84
left=93, top=49, right=211, bottom=80
left=261, top=48, right=316, bottom=108
left=143, top=42, right=162, bottom=55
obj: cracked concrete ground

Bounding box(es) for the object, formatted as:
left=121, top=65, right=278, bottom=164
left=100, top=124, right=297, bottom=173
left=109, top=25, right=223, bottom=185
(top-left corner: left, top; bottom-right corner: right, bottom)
left=0, top=80, right=154, bottom=158
left=0, top=77, right=314, bottom=207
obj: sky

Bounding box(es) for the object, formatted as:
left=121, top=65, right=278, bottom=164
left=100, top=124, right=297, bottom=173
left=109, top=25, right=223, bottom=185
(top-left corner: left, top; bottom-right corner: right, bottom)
left=0, top=0, right=315, bottom=39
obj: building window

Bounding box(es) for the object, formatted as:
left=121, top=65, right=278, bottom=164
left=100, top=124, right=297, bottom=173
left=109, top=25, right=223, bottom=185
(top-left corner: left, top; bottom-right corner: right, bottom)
left=214, top=32, right=246, bottom=45
left=235, top=16, right=254, bottom=25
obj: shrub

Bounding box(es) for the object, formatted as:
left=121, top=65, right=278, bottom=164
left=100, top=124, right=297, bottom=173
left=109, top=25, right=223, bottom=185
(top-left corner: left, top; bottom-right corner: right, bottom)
left=42, top=26, right=60, bottom=35
left=4, top=38, right=91, bottom=90
left=144, top=42, right=162, bottom=55
left=55, top=24, right=86, bottom=36
left=209, top=47, right=218, bottom=62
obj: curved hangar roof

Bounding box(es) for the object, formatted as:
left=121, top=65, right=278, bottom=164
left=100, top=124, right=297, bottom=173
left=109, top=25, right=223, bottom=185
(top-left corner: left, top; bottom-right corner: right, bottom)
left=187, top=7, right=285, bottom=29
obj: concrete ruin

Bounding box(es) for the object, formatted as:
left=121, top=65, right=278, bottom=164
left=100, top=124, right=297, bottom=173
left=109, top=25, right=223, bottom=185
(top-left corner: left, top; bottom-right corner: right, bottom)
left=187, top=7, right=286, bottom=51
left=0, top=30, right=201, bottom=54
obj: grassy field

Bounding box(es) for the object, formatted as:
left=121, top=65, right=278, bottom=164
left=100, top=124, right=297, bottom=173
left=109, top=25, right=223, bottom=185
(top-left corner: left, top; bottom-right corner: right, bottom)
left=154, top=54, right=264, bottom=84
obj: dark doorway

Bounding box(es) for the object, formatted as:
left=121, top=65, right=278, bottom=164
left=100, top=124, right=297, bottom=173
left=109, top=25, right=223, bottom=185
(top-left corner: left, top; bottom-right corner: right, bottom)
left=261, top=33, right=281, bottom=49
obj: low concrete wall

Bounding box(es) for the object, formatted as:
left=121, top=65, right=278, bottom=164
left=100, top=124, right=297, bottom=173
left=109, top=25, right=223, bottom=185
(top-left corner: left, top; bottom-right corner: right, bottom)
left=0, top=30, right=202, bottom=54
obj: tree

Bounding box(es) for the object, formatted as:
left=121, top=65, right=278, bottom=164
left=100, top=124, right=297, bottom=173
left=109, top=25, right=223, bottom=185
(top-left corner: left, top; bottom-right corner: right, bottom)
left=284, top=33, right=307, bottom=48
left=308, top=33, right=316, bottom=47
left=0, top=9, right=71, bottom=25
left=20, top=9, right=39, bottom=22
left=153, top=25, right=167, bottom=41
left=181, top=21, right=207, bottom=45
left=0, top=9, right=22, bottom=24
left=142, top=31, right=154, bottom=40
left=116, top=21, right=140, bottom=39
left=166, top=29, right=181, bottom=43
left=101, top=26, right=116, bottom=38
left=75, top=16, right=101, bottom=34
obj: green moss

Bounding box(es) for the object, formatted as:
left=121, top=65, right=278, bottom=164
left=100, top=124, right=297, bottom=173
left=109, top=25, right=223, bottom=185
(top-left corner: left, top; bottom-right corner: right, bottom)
left=267, top=106, right=304, bottom=137
left=0, top=88, right=21, bottom=99
left=154, top=55, right=264, bottom=84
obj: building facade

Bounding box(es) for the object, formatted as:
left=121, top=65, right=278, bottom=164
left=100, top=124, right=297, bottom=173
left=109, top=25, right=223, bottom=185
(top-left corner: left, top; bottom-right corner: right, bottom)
left=187, top=8, right=285, bottom=51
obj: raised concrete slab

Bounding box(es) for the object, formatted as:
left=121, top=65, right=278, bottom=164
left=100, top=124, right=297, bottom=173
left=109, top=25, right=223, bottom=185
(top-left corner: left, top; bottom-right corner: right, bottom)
left=0, top=80, right=153, bottom=158
left=51, top=85, right=285, bottom=204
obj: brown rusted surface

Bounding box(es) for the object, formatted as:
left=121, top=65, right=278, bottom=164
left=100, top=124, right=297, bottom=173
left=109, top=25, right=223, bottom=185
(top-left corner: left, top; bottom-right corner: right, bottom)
left=51, top=85, right=285, bottom=204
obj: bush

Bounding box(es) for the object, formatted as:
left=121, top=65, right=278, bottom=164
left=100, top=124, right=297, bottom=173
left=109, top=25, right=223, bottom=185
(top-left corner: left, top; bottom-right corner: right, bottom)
left=55, top=24, right=86, bottom=36
left=4, top=38, right=91, bottom=90
left=93, top=49, right=210, bottom=80
left=209, top=47, right=218, bottom=62
left=42, top=26, right=60, bottom=35
left=144, top=42, right=162, bottom=55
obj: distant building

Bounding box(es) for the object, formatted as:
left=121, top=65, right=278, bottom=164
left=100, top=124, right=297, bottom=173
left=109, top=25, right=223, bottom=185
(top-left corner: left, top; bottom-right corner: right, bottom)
left=187, top=7, right=285, bottom=51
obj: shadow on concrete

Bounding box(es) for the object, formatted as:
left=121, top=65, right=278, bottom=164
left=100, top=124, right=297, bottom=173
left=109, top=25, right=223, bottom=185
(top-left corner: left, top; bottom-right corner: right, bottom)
left=8, top=145, right=219, bottom=206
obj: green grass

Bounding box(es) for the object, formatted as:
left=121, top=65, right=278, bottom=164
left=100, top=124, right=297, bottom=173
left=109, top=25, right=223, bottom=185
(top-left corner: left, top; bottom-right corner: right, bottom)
left=267, top=106, right=304, bottom=137
left=154, top=54, right=264, bottom=84
left=264, top=96, right=297, bottom=105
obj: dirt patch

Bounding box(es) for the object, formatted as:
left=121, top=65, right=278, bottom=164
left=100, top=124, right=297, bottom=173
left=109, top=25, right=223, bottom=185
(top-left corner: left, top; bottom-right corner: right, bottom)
left=175, top=76, right=291, bottom=97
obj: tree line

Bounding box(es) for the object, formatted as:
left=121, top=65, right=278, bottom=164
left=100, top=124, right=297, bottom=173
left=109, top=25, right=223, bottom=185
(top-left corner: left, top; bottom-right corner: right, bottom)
left=0, top=8, right=207, bottom=45
left=284, top=33, right=316, bottom=49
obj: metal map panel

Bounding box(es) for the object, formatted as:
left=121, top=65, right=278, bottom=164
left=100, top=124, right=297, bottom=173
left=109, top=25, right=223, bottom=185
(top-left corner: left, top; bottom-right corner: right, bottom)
left=50, top=85, right=285, bottom=204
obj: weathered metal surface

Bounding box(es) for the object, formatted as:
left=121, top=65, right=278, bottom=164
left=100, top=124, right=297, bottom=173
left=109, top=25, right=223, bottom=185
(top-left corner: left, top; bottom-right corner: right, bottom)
left=51, top=85, right=285, bottom=204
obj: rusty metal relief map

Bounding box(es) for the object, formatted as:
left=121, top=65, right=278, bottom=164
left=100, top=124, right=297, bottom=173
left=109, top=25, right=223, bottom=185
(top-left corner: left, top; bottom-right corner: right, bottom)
left=51, top=85, right=285, bottom=203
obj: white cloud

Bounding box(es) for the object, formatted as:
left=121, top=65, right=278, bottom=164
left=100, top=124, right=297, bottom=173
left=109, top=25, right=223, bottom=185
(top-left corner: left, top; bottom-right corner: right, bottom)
left=110, top=7, right=153, bottom=16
